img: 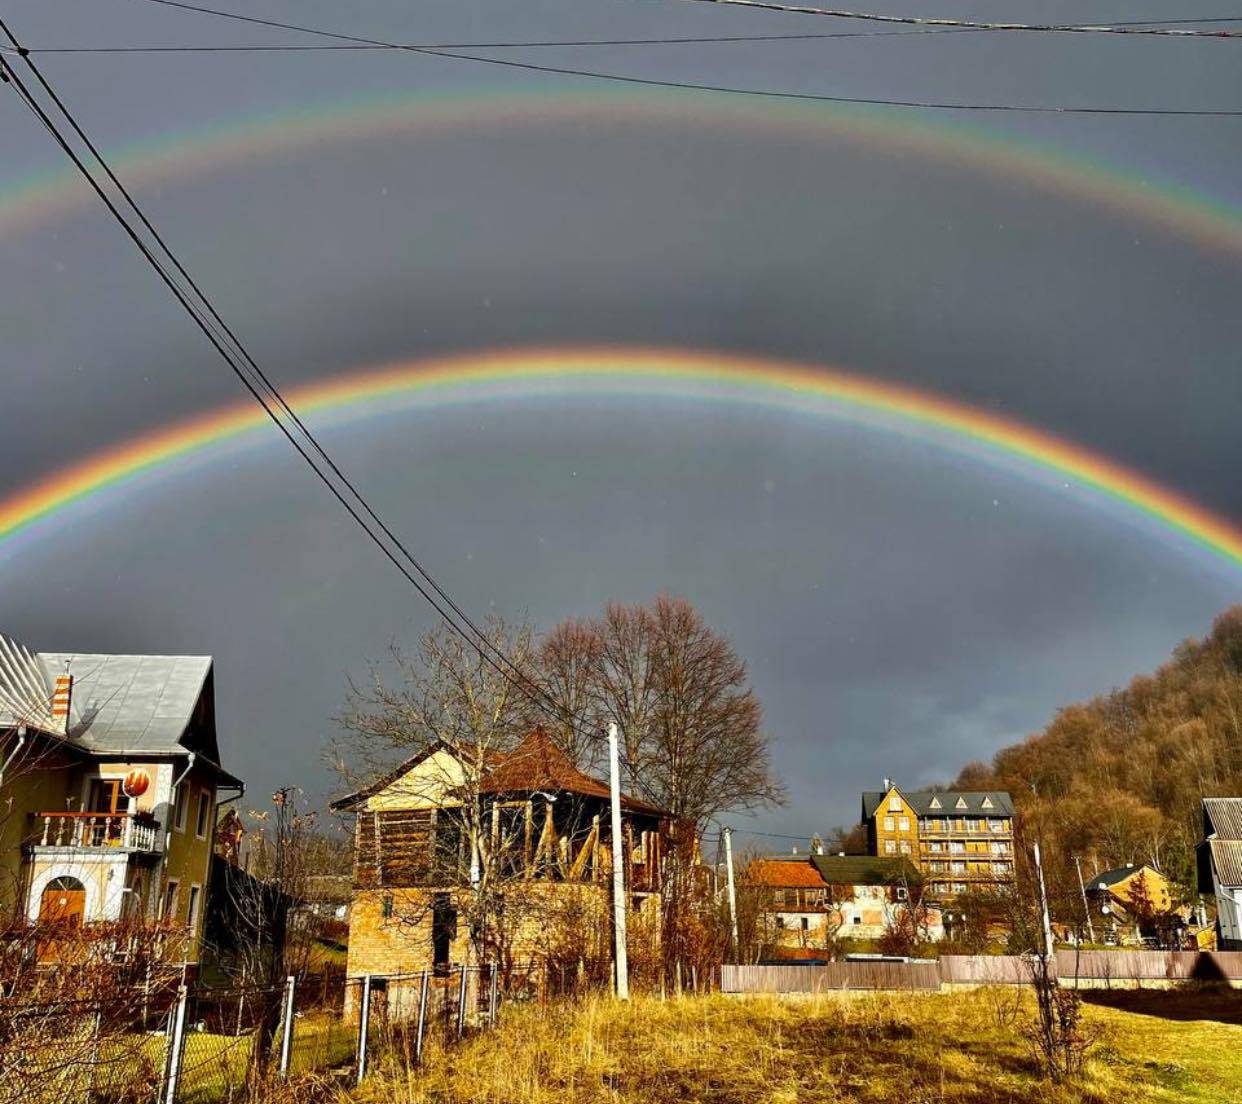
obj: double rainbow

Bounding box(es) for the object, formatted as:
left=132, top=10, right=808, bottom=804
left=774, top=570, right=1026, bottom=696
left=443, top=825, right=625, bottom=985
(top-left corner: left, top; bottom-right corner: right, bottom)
left=2, top=348, right=1240, bottom=572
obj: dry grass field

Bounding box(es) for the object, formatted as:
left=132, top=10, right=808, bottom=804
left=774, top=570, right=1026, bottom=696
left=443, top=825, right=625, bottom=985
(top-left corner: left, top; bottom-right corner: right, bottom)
left=352, top=987, right=1242, bottom=1104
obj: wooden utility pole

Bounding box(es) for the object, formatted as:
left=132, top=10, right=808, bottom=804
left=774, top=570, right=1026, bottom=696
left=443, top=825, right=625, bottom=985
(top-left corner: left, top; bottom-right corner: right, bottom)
left=723, top=826, right=739, bottom=959
left=607, top=722, right=630, bottom=999
left=1075, top=856, right=1096, bottom=944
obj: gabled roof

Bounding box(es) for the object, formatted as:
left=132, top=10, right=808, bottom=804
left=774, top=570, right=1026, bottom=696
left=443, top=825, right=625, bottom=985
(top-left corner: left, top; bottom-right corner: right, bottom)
left=1205, top=840, right=1242, bottom=888
left=1085, top=864, right=1159, bottom=892
left=811, top=854, right=921, bottom=887
left=1203, top=797, right=1242, bottom=841
left=862, top=788, right=1014, bottom=819
left=747, top=858, right=828, bottom=890
left=332, top=729, right=668, bottom=817
left=0, top=632, right=233, bottom=779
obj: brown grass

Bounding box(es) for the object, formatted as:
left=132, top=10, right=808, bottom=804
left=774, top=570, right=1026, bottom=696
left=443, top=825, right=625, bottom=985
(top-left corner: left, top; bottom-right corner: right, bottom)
left=349, top=988, right=1242, bottom=1104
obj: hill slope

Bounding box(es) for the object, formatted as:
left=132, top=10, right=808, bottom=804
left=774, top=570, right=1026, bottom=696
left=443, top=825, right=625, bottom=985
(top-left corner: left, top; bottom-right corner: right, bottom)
left=952, top=606, right=1242, bottom=897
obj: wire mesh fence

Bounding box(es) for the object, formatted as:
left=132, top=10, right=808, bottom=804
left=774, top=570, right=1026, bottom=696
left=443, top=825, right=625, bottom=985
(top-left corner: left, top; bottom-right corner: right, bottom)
left=0, top=963, right=515, bottom=1103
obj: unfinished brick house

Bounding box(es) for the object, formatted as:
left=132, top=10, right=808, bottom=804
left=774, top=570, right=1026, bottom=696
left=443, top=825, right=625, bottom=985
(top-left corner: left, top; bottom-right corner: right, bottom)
left=331, top=729, right=671, bottom=1013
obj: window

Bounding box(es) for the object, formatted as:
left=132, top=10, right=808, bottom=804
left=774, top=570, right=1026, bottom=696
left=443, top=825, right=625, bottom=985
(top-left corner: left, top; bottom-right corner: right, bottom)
left=800, top=917, right=809, bottom=931
left=928, top=796, right=941, bottom=810
left=883, top=816, right=894, bottom=831
left=953, top=882, right=967, bottom=894
left=896, top=886, right=908, bottom=901
left=884, top=840, right=896, bottom=855
left=981, top=796, right=994, bottom=809
left=888, top=796, right=902, bottom=812
left=382, top=894, right=394, bottom=918
left=852, top=915, right=862, bottom=925
left=162, top=880, right=179, bottom=921
left=899, top=840, right=911, bottom=855
left=930, top=842, right=942, bottom=853
left=952, top=862, right=966, bottom=874
left=775, top=915, right=785, bottom=929
left=954, top=797, right=967, bottom=810
left=988, top=820, right=1004, bottom=833
left=898, top=817, right=910, bottom=832
left=173, top=786, right=188, bottom=833
left=949, top=841, right=964, bottom=854
left=186, top=884, right=202, bottom=932
left=194, top=790, right=212, bottom=840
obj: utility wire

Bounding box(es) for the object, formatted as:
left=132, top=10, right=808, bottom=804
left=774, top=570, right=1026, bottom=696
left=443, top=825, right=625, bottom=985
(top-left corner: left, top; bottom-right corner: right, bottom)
left=15, top=17, right=1242, bottom=53
left=130, top=0, right=1242, bottom=116
left=643, top=0, right=1242, bottom=38
left=0, top=29, right=568, bottom=723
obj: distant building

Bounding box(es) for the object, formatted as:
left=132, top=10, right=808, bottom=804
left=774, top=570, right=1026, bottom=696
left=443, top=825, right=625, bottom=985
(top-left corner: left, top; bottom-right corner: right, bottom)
left=747, top=858, right=832, bottom=945
left=811, top=853, right=943, bottom=940
left=861, top=782, right=1015, bottom=897
left=1198, top=797, right=1242, bottom=950
left=0, top=631, right=243, bottom=968
left=1084, top=863, right=1178, bottom=946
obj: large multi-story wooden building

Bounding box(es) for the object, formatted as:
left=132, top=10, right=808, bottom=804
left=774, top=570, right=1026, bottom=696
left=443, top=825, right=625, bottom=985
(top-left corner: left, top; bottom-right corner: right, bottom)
left=861, top=783, right=1014, bottom=898
left=0, top=631, right=243, bottom=968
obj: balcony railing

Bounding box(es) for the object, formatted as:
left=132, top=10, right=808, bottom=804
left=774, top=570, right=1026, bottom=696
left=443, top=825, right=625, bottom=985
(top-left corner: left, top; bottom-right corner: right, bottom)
left=32, top=812, right=160, bottom=853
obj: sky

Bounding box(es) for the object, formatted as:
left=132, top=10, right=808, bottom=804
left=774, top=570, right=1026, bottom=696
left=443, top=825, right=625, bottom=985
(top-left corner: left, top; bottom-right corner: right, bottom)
left=1, top=0, right=1240, bottom=846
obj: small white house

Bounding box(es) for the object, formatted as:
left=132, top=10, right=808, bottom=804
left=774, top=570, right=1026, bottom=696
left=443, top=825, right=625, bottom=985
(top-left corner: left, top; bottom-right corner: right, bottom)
left=1199, top=797, right=1242, bottom=949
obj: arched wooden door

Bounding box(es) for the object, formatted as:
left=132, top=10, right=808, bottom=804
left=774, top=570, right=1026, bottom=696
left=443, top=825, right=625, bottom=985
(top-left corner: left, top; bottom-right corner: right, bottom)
left=39, top=875, right=86, bottom=926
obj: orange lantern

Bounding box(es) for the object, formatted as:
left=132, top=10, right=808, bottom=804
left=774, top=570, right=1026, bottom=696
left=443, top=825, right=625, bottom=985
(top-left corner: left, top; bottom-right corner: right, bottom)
left=122, top=769, right=151, bottom=799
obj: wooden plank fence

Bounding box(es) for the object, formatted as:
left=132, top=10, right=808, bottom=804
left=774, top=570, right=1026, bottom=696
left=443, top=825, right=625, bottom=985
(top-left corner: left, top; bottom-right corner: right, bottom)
left=722, top=952, right=1242, bottom=993
left=721, top=962, right=940, bottom=993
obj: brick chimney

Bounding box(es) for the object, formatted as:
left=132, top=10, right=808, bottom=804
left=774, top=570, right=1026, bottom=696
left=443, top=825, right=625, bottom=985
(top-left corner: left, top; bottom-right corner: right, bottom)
left=50, top=663, right=72, bottom=733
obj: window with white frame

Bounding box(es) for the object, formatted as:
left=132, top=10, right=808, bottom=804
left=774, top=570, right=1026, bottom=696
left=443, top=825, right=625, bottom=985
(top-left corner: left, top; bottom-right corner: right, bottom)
left=194, top=790, right=212, bottom=840
left=162, top=880, right=179, bottom=921
left=888, top=795, right=902, bottom=811
left=173, top=786, right=188, bottom=833
left=898, top=817, right=910, bottom=832
left=883, top=816, right=894, bottom=831
left=899, top=840, right=911, bottom=855
left=884, top=840, right=896, bottom=855
left=186, top=884, right=202, bottom=932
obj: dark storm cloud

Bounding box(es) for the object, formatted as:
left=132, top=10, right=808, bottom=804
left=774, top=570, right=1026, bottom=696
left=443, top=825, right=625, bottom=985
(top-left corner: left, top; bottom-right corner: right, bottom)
left=1, top=0, right=1239, bottom=833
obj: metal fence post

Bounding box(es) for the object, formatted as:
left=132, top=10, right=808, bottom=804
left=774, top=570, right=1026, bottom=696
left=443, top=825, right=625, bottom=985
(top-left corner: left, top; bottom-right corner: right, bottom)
left=414, top=970, right=430, bottom=1065
left=162, top=985, right=189, bottom=1104
left=488, top=964, right=498, bottom=1026
left=278, top=974, right=297, bottom=1079
left=356, top=975, right=372, bottom=1086
left=456, top=965, right=468, bottom=1039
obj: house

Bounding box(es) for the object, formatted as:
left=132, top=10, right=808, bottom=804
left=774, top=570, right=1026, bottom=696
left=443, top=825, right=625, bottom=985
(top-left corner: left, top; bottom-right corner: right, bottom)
left=747, top=858, right=832, bottom=946
left=861, top=782, right=1015, bottom=897
left=331, top=729, right=672, bottom=1013
left=1198, top=797, right=1242, bottom=950
left=0, top=631, right=243, bottom=969
left=1084, top=863, right=1179, bottom=947
left=811, top=853, right=944, bottom=941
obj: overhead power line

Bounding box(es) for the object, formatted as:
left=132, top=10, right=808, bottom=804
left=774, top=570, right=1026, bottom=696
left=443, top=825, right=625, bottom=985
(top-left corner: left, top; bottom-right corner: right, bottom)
left=16, top=17, right=1242, bottom=54
left=131, top=0, right=1242, bottom=116
left=646, top=0, right=1242, bottom=38
left=0, top=27, right=570, bottom=724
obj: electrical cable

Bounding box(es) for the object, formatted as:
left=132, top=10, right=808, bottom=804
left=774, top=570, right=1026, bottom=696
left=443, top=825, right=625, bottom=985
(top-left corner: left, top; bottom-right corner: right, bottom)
left=127, top=0, right=1242, bottom=116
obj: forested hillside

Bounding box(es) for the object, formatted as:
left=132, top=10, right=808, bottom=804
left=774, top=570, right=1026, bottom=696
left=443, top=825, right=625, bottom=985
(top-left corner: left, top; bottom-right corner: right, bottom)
left=952, top=607, right=1242, bottom=898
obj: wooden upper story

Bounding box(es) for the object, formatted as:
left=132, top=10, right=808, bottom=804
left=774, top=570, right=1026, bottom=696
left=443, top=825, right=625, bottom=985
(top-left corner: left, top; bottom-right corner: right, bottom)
left=332, top=730, right=674, bottom=895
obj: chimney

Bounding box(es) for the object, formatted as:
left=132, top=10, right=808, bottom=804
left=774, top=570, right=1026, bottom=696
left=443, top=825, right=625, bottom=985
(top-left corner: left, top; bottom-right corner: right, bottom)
left=883, top=776, right=893, bottom=791
left=50, top=663, right=73, bottom=732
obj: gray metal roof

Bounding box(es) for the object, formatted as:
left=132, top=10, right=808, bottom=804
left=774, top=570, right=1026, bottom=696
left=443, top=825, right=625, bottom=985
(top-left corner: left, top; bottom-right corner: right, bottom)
left=1085, top=864, right=1147, bottom=891
left=1206, top=840, right=1242, bottom=888
left=1203, top=798, right=1242, bottom=841
left=812, top=854, right=921, bottom=886
left=0, top=632, right=60, bottom=732
left=40, top=651, right=212, bottom=752
left=862, top=789, right=1014, bottom=819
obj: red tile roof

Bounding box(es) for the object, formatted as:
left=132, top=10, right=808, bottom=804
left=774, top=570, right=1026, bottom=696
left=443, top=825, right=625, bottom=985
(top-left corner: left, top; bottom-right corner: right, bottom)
left=747, top=858, right=828, bottom=889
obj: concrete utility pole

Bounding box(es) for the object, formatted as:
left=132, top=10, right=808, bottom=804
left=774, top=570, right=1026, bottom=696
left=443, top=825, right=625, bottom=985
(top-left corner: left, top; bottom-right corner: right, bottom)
left=1033, top=841, right=1056, bottom=963
left=1075, top=856, right=1096, bottom=944
left=607, top=722, right=629, bottom=999
left=723, top=826, right=739, bottom=958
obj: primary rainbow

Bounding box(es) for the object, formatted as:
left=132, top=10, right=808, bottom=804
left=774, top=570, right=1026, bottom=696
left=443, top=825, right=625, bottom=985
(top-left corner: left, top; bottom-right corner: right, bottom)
left=2, top=347, right=1240, bottom=572
left=1, top=88, right=1240, bottom=256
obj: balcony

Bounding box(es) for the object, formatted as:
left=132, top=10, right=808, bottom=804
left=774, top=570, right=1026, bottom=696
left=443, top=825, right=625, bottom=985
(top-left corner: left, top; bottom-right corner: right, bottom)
left=30, top=812, right=161, bottom=854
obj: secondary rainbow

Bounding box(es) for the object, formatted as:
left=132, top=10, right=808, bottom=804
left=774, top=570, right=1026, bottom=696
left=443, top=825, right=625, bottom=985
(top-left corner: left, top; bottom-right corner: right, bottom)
left=2, top=88, right=1240, bottom=256
left=1, top=347, right=1240, bottom=572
